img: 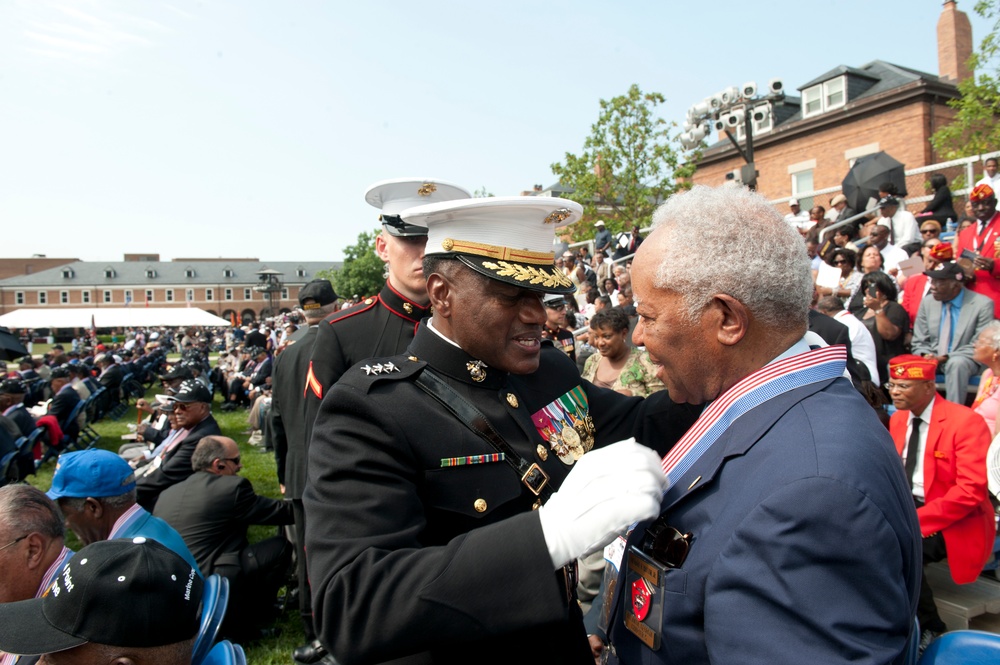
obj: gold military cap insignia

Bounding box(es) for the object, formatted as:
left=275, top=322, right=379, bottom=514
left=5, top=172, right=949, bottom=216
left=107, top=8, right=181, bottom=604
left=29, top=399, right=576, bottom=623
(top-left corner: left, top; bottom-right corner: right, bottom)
left=417, top=182, right=438, bottom=196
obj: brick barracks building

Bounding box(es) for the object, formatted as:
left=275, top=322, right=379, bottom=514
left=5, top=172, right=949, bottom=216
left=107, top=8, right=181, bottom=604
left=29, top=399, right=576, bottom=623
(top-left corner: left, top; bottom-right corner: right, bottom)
left=692, top=1, right=973, bottom=210
left=0, top=257, right=339, bottom=325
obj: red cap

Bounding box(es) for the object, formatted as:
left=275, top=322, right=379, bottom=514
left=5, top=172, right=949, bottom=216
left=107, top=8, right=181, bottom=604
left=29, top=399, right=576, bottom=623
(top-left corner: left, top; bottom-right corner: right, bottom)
left=970, top=184, right=995, bottom=202
left=888, top=354, right=937, bottom=381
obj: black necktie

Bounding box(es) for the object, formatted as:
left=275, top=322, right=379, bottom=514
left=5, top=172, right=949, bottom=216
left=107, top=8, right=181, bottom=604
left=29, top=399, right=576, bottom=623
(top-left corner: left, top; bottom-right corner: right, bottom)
left=905, top=417, right=922, bottom=489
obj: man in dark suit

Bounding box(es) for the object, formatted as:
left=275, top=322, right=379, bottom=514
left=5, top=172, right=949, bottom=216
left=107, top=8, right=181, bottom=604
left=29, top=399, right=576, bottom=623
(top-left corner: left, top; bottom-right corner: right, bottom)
left=154, top=436, right=293, bottom=641
left=910, top=260, right=994, bottom=403
left=604, top=185, right=920, bottom=665
left=46, top=366, right=80, bottom=443
left=95, top=353, right=124, bottom=406
left=886, top=354, right=995, bottom=648
left=270, top=279, right=338, bottom=663
left=135, top=380, right=221, bottom=511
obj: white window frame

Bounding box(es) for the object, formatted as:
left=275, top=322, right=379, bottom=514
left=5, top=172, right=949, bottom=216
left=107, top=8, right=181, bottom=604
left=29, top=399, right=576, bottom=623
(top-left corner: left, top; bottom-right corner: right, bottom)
left=145, top=289, right=154, bottom=304
left=244, top=288, right=252, bottom=300
left=124, top=289, right=133, bottom=304
left=60, top=290, right=69, bottom=304
left=281, top=287, right=289, bottom=300
left=206, top=288, right=214, bottom=301
left=225, top=288, right=233, bottom=301
left=165, top=289, right=174, bottom=302
left=82, top=291, right=91, bottom=304
left=223, top=268, right=234, bottom=278
left=104, top=268, right=116, bottom=279
left=103, top=290, right=112, bottom=303
left=15, top=291, right=24, bottom=305
left=38, top=291, right=47, bottom=305
left=791, top=168, right=815, bottom=210
left=802, top=76, right=846, bottom=118
left=186, top=289, right=195, bottom=302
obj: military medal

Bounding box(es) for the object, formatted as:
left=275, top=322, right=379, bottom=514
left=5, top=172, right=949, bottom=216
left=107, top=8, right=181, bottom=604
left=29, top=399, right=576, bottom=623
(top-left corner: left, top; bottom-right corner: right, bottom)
left=559, top=420, right=585, bottom=460
left=631, top=578, right=653, bottom=622
left=530, top=386, right=595, bottom=466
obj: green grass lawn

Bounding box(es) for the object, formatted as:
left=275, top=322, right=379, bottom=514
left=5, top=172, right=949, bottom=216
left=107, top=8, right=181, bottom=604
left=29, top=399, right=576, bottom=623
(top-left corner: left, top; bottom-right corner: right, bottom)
left=24, top=388, right=305, bottom=664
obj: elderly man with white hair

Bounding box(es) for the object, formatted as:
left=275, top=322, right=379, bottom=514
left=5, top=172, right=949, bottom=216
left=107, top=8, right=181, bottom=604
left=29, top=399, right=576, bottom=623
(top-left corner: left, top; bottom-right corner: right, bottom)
left=602, top=185, right=921, bottom=665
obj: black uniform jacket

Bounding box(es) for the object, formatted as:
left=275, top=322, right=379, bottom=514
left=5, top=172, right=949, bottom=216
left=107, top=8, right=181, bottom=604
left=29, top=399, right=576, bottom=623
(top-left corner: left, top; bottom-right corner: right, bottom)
left=303, top=325, right=698, bottom=665
left=303, top=282, right=429, bottom=446
left=271, top=325, right=319, bottom=497
left=154, top=471, right=293, bottom=574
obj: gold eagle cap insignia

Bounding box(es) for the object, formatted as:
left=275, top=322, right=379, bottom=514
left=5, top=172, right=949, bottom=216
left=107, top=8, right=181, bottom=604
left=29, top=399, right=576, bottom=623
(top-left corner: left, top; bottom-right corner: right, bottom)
left=417, top=182, right=437, bottom=196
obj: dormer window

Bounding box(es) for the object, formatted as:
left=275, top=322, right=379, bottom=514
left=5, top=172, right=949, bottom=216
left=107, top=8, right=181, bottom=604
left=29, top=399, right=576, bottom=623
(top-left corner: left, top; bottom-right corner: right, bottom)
left=223, top=267, right=235, bottom=278
left=61, top=267, right=74, bottom=279
left=145, top=268, right=157, bottom=278
left=296, top=266, right=306, bottom=278
left=802, top=76, right=846, bottom=118
left=184, top=267, right=196, bottom=278
left=103, top=267, right=116, bottom=279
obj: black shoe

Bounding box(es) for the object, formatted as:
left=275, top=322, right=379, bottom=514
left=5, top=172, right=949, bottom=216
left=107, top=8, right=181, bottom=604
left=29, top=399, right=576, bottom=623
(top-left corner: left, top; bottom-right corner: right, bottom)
left=293, top=639, right=328, bottom=664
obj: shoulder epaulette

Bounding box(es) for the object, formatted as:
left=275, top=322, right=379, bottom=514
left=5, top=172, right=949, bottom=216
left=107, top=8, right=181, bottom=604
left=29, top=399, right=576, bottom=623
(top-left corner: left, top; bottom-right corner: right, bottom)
left=323, top=296, right=380, bottom=326
left=341, top=354, right=425, bottom=393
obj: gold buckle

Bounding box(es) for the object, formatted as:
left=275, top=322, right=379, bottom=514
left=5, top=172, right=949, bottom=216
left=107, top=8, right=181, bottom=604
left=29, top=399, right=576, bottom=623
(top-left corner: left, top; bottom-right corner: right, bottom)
left=521, top=463, right=549, bottom=496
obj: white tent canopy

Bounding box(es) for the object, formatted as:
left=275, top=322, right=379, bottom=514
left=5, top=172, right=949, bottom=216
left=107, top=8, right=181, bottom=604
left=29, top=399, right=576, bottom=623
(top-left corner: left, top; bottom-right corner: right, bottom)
left=0, top=307, right=232, bottom=329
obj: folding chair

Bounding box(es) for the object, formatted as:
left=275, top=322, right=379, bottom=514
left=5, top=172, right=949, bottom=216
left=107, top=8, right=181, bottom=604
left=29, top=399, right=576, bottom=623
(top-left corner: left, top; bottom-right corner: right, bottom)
left=918, top=629, right=1000, bottom=664
left=191, top=574, right=230, bottom=665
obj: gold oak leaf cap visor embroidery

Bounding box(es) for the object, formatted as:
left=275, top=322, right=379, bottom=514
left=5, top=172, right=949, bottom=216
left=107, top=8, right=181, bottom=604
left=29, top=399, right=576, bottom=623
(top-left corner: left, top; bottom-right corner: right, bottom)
left=365, top=177, right=472, bottom=237
left=402, top=196, right=583, bottom=294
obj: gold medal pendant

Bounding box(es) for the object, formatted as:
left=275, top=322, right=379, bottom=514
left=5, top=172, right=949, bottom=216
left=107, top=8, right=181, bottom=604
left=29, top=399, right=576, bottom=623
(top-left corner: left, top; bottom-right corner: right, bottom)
left=561, top=424, right=585, bottom=460
left=549, top=433, right=573, bottom=465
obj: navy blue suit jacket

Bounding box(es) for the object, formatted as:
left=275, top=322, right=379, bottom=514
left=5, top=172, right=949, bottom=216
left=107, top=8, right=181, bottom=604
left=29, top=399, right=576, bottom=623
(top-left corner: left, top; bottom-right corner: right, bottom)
left=608, top=377, right=921, bottom=665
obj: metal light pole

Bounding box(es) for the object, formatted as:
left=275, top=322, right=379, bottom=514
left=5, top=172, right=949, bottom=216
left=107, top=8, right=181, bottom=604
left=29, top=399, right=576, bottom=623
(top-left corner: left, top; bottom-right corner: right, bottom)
left=253, top=268, right=283, bottom=319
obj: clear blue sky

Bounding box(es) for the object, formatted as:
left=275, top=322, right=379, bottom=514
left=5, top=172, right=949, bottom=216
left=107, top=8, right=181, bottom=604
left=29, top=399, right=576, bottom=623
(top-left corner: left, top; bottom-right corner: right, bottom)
left=0, top=0, right=991, bottom=263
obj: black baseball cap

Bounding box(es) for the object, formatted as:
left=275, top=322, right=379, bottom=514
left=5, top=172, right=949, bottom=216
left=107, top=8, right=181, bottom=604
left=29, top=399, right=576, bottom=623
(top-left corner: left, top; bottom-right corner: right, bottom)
left=924, top=261, right=966, bottom=281
left=0, top=378, right=27, bottom=395
left=165, top=379, right=212, bottom=404
left=0, top=537, right=202, bottom=655
left=298, top=279, right=338, bottom=309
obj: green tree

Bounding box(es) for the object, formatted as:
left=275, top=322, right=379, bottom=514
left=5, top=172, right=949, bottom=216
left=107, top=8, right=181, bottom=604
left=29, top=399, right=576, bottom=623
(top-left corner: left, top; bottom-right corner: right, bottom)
left=931, top=1, right=1000, bottom=158
left=317, top=229, right=385, bottom=299
left=550, top=84, right=697, bottom=242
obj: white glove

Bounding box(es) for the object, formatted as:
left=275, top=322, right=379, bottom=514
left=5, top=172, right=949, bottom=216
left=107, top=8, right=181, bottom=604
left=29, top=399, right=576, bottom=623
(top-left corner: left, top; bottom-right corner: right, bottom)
left=538, top=438, right=667, bottom=569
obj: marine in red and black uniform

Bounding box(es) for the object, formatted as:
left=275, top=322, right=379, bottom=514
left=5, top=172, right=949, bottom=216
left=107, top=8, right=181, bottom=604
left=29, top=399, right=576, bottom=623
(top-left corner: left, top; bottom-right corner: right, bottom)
left=302, top=178, right=472, bottom=452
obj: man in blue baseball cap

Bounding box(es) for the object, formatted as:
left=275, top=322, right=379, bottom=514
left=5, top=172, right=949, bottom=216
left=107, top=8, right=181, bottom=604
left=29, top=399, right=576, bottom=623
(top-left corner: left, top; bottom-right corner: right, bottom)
left=47, top=449, right=201, bottom=575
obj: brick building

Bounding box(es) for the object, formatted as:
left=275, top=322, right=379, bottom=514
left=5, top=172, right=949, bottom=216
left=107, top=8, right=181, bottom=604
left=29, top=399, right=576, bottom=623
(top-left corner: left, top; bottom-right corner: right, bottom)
left=692, top=1, right=973, bottom=211
left=0, top=259, right=340, bottom=324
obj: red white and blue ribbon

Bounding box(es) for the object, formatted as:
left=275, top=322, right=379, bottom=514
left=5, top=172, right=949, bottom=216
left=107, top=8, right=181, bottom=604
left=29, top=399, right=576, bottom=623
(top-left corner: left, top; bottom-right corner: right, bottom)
left=659, top=344, right=847, bottom=486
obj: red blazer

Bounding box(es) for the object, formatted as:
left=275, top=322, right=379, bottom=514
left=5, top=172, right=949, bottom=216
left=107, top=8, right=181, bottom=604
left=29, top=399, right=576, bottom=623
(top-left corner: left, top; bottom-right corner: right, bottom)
left=900, top=273, right=929, bottom=326
left=890, top=396, right=996, bottom=583
left=956, top=213, right=1000, bottom=317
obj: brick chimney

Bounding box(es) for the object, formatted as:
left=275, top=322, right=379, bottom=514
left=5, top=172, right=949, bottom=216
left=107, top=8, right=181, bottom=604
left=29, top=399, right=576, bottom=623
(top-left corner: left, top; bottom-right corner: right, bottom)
left=937, top=0, right=973, bottom=83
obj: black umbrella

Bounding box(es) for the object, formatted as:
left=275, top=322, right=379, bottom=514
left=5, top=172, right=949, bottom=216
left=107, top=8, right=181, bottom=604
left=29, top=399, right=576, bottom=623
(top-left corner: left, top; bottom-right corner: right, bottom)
left=841, top=151, right=907, bottom=213
left=0, top=326, right=29, bottom=361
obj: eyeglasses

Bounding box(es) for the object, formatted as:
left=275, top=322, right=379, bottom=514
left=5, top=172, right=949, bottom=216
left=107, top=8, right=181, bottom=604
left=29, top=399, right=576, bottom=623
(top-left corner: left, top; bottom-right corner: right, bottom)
left=547, top=304, right=565, bottom=310
left=832, top=260, right=848, bottom=266
left=0, top=535, right=27, bottom=553
left=642, top=517, right=692, bottom=569
left=884, top=382, right=917, bottom=392
left=221, top=456, right=241, bottom=466
left=921, top=229, right=940, bottom=235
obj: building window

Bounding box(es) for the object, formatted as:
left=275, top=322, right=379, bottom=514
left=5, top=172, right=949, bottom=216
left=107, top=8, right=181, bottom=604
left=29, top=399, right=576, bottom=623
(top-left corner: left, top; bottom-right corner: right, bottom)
left=243, top=288, right=251, bottom=300
left=82, top=291, right=91, bottom=304
left=145, top=289, right=154, bottom=304
left=60, top=291, right=69, bottom=304
left=165, top=289, right=174, bottom=302
left=103, top=290, right=112, bottom=303
left=791, top=169, right=815, bottom=210
left=206, top=288, right=214, bottom=301
left=15, top=292, right=24, bottom=305
left=38, top=291, right=47, bottom=305
left=224, top=288, right=233, bottom=301
left=104, top=267, right=116, bottom=279
left=281, top=288, right=289, bottom=300
left=61, top=268, right=74, bottom=279
left=186, top=289, right=194, bottom=302
left=296, top=267, right=306, bottom=277
left=223, top=268, right=234, bottom=278
left=802, top=76, right=846, bottom=118
left=145, top=269, right=157, bottom=279
left=184, top=268, right=196, bottom=278
left=124, top=289, right=133, bottom=305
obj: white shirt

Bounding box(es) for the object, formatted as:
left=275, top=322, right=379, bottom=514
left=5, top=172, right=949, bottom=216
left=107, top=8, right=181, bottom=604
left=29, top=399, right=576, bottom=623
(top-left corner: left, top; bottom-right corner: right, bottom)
left=875, top=242, right=910, bottom=273
left=876, top=210, right=920, bottom=247
left=832, top=310, right=879, bottom=384
left=975, top=172, right=1000, bottom=190
left=903, top=396, right=936, bottom=500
